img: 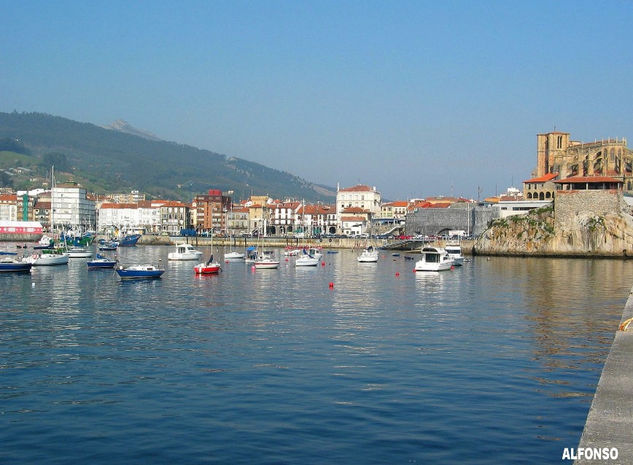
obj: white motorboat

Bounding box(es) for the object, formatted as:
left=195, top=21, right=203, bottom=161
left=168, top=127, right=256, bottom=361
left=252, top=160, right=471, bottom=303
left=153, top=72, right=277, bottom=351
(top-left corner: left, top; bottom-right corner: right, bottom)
left=444, top=243, right=464, bottom=266
left=295, top=254, right=320, bottom=267
left=307, top=247, right=323, bottom=260
left=415, top=246, right=453, bottom=272
left=28, top=250, right=69, bottom=266
left=224, top=251, right=245, bottom=260
left=167, top=243, right=203, bottom=261
left=283, top=248, right=300, bottom=256
left=254, top=250, right=280, bottom=269
left=357, top=246, right=379, bottom=263
left=67, top=247, right=93, bottom=258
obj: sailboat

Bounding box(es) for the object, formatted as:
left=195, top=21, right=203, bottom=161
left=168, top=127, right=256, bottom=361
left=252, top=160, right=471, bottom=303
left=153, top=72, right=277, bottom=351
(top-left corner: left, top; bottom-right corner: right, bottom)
left=224, top=236, right=245, bottom=260
left=194, top=253, right=222, bottom=275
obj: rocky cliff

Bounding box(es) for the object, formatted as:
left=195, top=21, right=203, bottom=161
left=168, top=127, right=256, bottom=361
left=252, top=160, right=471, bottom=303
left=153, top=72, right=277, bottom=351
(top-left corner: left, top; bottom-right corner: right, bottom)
left=474, top=192, right=633, bottom=257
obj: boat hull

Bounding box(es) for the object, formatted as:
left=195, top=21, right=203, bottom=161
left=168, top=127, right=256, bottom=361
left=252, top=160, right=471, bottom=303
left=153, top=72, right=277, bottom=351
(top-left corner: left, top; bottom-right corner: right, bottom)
left=31, top=254, right=69, bottom=266
left=295, top=257, right=319, bottom=267
left=254, top=261, right=280, bottom=269
left=118, top=234, right=141, bottom=247
left=168, top=253, right=203, bottom=261
left=414, top=262, right=452, bottom=272
left=0, top=262, right=32, bottom=273
left=87, top=260, right=117, bottom=269
left=194, top=264, right=221, bottom=274
left=116, top=268, right=164, bottom=279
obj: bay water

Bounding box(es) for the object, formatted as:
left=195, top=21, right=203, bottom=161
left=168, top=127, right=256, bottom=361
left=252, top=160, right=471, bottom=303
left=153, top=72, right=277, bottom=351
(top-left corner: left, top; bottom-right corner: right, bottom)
left=1, top=246, right=631, bottom=464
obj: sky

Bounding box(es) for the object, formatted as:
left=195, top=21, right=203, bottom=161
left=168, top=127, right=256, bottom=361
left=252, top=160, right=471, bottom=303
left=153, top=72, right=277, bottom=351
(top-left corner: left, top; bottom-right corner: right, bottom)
left=2, top=0, right=632, bottom=200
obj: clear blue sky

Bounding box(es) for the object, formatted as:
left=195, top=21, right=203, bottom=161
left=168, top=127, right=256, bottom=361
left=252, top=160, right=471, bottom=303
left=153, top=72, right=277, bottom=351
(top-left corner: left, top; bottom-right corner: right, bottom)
left=2, top=0, right=632, bottom=200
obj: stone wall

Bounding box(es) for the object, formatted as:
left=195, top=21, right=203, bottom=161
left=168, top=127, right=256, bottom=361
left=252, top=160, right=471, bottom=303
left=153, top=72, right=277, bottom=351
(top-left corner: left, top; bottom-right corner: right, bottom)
left=554, top=190, right=623, bottom=230
left=405, top=204, right=498, bottom=237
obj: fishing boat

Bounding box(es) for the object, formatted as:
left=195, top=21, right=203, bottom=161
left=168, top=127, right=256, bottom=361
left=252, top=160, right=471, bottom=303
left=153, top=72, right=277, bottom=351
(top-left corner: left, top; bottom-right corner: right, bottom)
left=168, top=243, right=203, bottom=261
left=116, top=264, right=165, bottom=279
left=0, top=257, right=32, bottom=273
left=254, top=250, right=280, bottom=269
left=118, top=234, right=141, bottom=247
left=34, top=235, right=54, bottom=249
left=98, top=240, right=119, bottom=251
left=67, top=247, right=93, bottom=258
left=87, top=254, right=117, bottom=269
left=357, top=246, right=379, bottom=263
left=194, top=254, right=222, bottom=275
left=414, top=246, right=453, bottom=272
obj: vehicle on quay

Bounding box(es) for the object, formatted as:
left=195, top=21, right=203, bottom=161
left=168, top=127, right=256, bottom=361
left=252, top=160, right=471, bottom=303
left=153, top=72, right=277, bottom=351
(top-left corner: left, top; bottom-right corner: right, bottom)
left=414, top=246, right=453, bottom=272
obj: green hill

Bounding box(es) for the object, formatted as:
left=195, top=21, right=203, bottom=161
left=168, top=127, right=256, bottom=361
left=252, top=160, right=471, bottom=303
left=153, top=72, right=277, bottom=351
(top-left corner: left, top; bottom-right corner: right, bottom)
left=0, top=111, right=336, bottom=202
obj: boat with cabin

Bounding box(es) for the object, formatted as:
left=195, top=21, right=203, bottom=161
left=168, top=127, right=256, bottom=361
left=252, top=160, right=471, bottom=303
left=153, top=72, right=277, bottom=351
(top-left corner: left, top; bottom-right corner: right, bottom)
left=444, top=243, right=464, bottom=266
left=116, top=264, right=165, bottom=279
left=87, top=254, right=117, bottom=269
left=67, top=247, right=93, bottom=258
left=254, top=250, right=280, bottom=269
left=414, top=246, right=453, bottom=272
left=0, top=257, right=33, bottom=273
left=357, top=246, right=379, bottom=263
left=168, top=243, right=203, bottom=261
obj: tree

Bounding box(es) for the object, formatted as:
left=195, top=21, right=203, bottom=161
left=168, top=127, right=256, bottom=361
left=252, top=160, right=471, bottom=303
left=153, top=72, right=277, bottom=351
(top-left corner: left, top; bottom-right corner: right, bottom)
left=42, top=152, right=70, bottom=172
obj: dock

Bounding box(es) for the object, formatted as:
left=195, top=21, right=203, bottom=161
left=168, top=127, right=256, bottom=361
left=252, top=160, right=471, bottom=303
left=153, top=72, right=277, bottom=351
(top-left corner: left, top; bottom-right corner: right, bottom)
left=575, top=286, right=633, bottom=464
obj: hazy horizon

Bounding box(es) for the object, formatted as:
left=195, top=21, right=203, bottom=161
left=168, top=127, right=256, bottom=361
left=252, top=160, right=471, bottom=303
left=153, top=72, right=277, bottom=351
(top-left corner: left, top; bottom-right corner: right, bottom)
left=3, top=0, right=632, bottom=200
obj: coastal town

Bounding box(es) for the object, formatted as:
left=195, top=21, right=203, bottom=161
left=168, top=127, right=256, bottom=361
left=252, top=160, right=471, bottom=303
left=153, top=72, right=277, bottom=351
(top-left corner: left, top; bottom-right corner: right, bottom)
left=1, top=130, right=633, bottom=251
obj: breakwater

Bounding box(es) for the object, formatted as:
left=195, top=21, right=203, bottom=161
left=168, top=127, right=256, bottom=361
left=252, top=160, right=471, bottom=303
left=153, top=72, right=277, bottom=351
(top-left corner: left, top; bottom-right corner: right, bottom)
left=575, top=285, right=633, bottom=464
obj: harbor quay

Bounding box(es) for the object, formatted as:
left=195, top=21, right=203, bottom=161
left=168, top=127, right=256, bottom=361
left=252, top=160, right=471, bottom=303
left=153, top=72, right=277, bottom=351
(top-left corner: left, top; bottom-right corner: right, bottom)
left=574, top=286, right=633, bottom=464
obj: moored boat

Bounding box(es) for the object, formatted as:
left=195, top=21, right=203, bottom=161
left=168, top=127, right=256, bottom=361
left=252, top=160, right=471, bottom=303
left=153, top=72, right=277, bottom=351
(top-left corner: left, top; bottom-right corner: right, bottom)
left=295, top=254, right=320, bottom=267
left=224, top=251, right=245, bottom=260
left=67, top=247, right=93, bottom=258
left=357, top=246, right=379, bottom=263
left=87, top=254, right=117, bottom=269
left=254, top=250, right=280, bottom=269
left=0, top=257, right=32, bottom=273
left=28, top=249, right=69, bottom=266
left=116, top=264, right=164, bottom=279
left=118, top=234, right=141, bottom=247
left=414, top=246, right=453, bottom=272
left=168, top=243, right=203, bottom=261
left=194, top=254, right=222, bottom=275
left=444, top=243, right=465, bottom=266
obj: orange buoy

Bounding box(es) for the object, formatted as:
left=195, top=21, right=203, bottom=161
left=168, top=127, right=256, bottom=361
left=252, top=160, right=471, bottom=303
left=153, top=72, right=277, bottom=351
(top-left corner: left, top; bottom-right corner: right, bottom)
left=321, top=261, right=325, bottom=267
left=328, top=282, right=334, bottom=288
left=395, top=272, right=400, bottom=277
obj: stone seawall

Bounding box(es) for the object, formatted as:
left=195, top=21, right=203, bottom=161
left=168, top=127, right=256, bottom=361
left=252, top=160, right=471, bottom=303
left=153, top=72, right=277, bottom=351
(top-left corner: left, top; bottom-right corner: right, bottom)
left=474, top=191, right=633, bottom=258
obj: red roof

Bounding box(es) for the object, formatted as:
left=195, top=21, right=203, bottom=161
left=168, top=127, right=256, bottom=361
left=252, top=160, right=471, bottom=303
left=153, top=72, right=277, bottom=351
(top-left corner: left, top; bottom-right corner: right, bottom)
left=383, top=201, right=408, bottom=207
left=100, top=202, right=138, bottom=209
left=341, top=216, right=365, bottom=222
left=426, top=202, right=451, bottom=209
left=554, top=176, right=623, bottom=184
left=0, top=194, right=17, bottom=202
left=341, top=207, right=370, bottom=213
left=339, top=184, right=374, bottom=192
left=524, top=173, right=558, bottom=183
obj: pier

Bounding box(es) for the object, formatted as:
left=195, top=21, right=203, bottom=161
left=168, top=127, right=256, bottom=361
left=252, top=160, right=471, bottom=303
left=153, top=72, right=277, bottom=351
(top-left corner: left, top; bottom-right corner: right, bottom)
left=575, top=286, right=633, bottom=464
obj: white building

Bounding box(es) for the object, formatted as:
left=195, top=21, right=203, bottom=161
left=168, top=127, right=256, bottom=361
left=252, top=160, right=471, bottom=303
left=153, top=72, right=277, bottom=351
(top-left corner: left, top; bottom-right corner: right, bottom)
left=336, top=184, right=381, bottom=222
left=51, top=184, right=96, bottom=231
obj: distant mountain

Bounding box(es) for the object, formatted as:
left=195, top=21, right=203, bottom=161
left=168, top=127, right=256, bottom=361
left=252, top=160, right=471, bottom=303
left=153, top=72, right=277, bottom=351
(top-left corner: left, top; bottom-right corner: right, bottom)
left=0, top=111, right=336, bottom=202
left=105, top=119, right=162, bottom=141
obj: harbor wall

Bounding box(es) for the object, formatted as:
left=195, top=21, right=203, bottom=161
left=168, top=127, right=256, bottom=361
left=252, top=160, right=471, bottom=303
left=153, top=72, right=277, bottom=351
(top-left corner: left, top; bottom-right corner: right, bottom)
left=575, top=285, right=633, bottom=464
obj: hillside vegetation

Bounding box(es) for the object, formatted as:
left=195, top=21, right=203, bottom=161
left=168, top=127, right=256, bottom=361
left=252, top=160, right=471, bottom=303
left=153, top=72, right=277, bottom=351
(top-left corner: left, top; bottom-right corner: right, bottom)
left=0, top=112, right=336, bottom=202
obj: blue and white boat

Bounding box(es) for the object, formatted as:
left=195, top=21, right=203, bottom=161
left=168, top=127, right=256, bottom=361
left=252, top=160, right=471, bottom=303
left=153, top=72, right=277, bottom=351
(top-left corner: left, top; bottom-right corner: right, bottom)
left=87, top=254, right=117, bottom=269
left=0, top=257, right=32, bottom=273
left=98, top=240, right=119, bottom=251
left=118, top=234, right=141, bottom=247
left=116, top=264, right=164, bottom=279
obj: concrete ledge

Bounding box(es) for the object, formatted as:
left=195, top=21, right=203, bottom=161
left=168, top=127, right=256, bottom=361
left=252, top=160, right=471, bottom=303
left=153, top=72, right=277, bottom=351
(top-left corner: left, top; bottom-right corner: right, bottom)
left=575, top=287, right=633, bottom=464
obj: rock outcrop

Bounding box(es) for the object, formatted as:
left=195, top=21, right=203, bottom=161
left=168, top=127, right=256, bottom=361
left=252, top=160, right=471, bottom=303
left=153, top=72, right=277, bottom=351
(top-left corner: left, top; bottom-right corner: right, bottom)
left=474, top=191, right=633, bottom=257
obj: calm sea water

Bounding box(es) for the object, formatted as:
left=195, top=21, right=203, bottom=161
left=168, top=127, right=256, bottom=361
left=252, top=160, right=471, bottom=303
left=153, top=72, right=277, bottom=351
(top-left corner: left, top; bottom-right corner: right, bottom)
left=1, top=245, right=631, bottom=464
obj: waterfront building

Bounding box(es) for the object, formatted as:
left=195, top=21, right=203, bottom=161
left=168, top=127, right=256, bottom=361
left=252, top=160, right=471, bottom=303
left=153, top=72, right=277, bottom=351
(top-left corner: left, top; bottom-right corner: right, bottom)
left=336, top=184, right=381, bottom=233
left=298, top=204, right=337, bottom=236
left=554, top=176, right=623, bottom=191
left=246, top=195, right=271, bottom=236
left=51, top=183, right=96, bottom=231
left=192, top=189, right=231, bottom=235
left=158, top=201, right=189, bottom=236
left=523, top=173, right=558, bottom=200
left=0, top=194, right=18, bottom=221
left=33, top=201, right=51, bottom=230
left=268, top=200, right=301, bottom=235
left=496, top=199, right=552, bottom=219
left=227, top=205, right=249, bottom=237
left=380, top=201, right=408, bottom=219
left=536, top=131, right=633, bottom=190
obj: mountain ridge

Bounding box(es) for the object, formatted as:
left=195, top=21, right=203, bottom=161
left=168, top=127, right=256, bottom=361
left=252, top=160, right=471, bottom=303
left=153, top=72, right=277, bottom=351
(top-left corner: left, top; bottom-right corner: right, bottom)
left=0, top=111, right=336, bottom=202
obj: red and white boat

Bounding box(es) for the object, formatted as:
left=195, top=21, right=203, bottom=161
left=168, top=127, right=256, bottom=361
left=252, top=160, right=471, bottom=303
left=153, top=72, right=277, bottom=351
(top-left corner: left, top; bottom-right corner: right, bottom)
left=194, top=254, right=222, bottom=275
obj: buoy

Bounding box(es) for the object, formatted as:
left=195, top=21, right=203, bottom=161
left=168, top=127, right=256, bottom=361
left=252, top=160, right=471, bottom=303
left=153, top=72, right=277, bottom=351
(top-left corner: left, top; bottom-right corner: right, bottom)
left=412, top=269, right=416, bottom=272
left=328, top=282, right=334, bottom=288
left=285, top=258, right=289, bottom=262
left=395, top=272, right=400, bottom=277
left=251, top=265, right=256, bottom=271
left=321, top=261, right=325, bottom=267
left=225, top=260, right=229, bottom=263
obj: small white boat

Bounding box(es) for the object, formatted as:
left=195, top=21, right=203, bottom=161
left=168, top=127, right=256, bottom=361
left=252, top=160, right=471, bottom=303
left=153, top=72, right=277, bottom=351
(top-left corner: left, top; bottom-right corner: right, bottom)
left=254, top=250, right=280, bottom=269
left=283, top=248, right=301, bottom=256
left=0, top=257, right=32, bottom=273
left=415, top=247, right=453, bottom=272
left=295, top=255, right=320, bottom=267
left=357, top=246, right=379, bottom=263
left=67, top=247, right=93, bottom=258
left=28, top=251, right=69, bottom=266
left=444, top=243, right=464, bottom=266
left=224, top=251, right=245, bottom=260
left=167, top=243, right=203, bottom=261
left=307, top=247, right=323, bottom=260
